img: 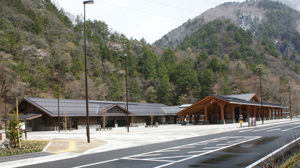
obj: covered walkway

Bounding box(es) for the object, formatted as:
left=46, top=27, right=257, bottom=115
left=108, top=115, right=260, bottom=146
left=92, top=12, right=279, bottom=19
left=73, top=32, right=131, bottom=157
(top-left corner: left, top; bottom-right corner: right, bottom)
left=176, top=93, right=287, bottom=124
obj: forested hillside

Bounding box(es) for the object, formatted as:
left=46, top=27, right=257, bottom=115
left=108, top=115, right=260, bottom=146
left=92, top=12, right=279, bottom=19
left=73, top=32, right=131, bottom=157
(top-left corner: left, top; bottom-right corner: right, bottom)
left=0, top=0, right=300, bottom=122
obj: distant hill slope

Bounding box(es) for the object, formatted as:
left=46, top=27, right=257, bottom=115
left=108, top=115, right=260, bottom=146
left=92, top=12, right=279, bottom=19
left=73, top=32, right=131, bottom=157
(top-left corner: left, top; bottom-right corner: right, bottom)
left=1, top=0, right=300, bottom=122
left=154, top=0, right=300, bottom=61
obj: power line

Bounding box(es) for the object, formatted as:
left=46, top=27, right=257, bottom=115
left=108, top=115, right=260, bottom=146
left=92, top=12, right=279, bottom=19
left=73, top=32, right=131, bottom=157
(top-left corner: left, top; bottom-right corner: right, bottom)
left=144, top=0, right=199, bottom=13
left=201, top=0, right=219, bottom=5
left=94, top=0, right=186, bottom=22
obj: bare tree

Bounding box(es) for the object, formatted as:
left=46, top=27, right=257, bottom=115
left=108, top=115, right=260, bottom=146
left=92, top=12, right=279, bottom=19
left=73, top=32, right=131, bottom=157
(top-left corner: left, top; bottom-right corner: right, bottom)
left=63, top=110, right=69, bottom=131
left=102, top=106, right=108, bottom=129
left=150, top=107, right=154, bottom=127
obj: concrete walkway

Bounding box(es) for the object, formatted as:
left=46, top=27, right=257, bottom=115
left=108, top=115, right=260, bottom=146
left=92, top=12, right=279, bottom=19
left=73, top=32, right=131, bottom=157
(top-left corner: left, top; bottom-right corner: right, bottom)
left=0, top=119, right=292, bottom=167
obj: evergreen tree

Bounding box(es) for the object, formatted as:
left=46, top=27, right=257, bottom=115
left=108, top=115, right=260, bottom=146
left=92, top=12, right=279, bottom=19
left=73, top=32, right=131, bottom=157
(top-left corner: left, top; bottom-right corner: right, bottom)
left=139, top=46, right=157, bottom=80
left=159, top=75, right=172, bottom=105
left=162, top=47, right=176, bottom=75
left=171, top=61, right=200, bottom=98
left=109, top=73, right=122, bottom=101
left=128, top=77, right=142, bottom=102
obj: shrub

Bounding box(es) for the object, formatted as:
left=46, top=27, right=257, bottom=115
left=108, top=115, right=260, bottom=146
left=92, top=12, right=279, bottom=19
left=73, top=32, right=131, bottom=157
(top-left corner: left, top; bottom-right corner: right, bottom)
left=0, top=140, right=48, bottom=157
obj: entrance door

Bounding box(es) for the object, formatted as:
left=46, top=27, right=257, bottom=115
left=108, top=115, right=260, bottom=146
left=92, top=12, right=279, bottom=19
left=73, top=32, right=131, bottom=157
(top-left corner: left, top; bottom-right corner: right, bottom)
left=117, top=117, right=126, bottom=127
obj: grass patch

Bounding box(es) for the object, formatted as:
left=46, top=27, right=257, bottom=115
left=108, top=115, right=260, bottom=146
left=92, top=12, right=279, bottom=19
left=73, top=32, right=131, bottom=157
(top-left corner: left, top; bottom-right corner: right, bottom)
left=281, top=151, right=300, bottom=168
left=0, top=140, right=49, bottom=157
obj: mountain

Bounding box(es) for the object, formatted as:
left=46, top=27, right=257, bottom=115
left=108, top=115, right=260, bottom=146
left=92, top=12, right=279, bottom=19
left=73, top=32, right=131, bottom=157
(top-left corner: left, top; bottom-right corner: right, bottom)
left=153, top=0, right=300, bottom=112
left=154, top=0, right=300, bottom=57
left=0, top=0, right=299, bottom=122
left=276, top=0, right=300, bottom=11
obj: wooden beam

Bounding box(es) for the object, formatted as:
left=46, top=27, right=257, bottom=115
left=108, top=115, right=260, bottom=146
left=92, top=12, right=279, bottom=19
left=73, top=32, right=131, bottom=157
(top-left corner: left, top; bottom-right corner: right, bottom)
left=203, top=101, right=210, bottom=121
left=215, top=99, right=226, bottom=120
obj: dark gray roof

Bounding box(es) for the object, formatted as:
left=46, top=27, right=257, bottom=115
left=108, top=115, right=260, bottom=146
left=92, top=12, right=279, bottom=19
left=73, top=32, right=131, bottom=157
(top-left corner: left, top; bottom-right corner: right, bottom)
left=222, top=93, right=255, bottom=101
left=211, top=94, right=287, bottom=108
left=24, top=98, right=172, bottom=117
left=2, top=113, right=42, bottom=121
left=161, top=106, right=183, bottom=115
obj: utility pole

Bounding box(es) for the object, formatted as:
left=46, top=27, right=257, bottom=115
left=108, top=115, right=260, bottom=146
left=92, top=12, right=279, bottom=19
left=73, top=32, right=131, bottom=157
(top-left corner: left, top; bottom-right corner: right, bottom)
left=55, top=72, right=60, bottom=133
left=289, top=84, right=292, bottom=120
left=256, top=67, right=263, bottom=124
left=5, top=101, right=7, bottom=135
left=125, top=54, right=129, bottom=133
left=58, top=83, right=60, bottom=132
left=16, top=97, right=21, bottom=148
left=83, top=0, right=94, bottom=143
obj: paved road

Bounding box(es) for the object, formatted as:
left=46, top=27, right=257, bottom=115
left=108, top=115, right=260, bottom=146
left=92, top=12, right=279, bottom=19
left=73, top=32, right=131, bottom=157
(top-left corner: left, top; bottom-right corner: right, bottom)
left=19, top=120, right=300, bottom=168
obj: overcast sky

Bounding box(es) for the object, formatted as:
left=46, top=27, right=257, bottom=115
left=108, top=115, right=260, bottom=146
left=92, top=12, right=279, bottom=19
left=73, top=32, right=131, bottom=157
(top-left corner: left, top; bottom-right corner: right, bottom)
left=54, top=0, right=246, bottom=44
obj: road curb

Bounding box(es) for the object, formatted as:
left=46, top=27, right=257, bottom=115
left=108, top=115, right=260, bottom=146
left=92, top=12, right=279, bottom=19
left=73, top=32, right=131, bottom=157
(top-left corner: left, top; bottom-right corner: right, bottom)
left=0, top=152, right=77, bottom=168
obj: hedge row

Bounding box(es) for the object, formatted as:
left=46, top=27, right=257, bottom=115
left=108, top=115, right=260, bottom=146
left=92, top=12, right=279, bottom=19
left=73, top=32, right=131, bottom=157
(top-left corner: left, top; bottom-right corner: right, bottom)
left=0, top=140, right=48, bottom=157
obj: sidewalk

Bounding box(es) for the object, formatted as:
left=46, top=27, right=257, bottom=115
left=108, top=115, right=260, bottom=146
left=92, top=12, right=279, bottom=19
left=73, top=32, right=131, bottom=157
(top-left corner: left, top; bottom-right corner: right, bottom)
left=0, top=119, right=292, bottom=167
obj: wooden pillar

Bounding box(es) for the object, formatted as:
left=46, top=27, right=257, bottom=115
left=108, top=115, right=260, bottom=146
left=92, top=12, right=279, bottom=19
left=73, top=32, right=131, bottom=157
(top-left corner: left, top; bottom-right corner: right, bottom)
left=216, top=100, right=226, bottom=124
left=270, top=109, right=273, bottom=118
left=239, top=106, right=242, bottom=115
left=231, top=105, right=235, bottom=120
left=246, top=106, right=250, bottom=118
left=203, top=101, right=210, bottom=121
left=25, top=119, right=27, bottom=140
left=181, top=115, right=184, bottom=122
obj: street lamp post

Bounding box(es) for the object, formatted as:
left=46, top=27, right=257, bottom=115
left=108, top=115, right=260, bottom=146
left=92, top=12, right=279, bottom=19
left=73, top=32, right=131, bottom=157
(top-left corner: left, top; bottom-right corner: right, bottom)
left=5, top=101, right=6, bottom=135
left=289, top=84, right=292, bottom=120
left=54, top=72, right=60, bottom=133
left=256, top=67, right=264, bottom=124
left=124, top=54, right=129, bottom=132
left=83, top=0, right=94, bottom=143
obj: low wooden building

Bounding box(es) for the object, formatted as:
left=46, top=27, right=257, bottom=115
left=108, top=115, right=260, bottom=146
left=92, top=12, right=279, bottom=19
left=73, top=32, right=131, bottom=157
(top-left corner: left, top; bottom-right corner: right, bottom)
left=176, top=93, right=287, bottom=124
left=9, top=97, right=181, bottom=131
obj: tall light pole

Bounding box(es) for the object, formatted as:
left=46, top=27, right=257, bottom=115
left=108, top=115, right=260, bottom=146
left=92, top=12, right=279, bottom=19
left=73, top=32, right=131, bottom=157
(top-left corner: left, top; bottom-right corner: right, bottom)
left=289, top=83, right=292, bottom=120
left=5, top=101, right=7, bottom=135
left=124, top=53, right=129, bottom=132
left=54, top=72, right=60, bottom=133
left=84, top=0, right=94, bottom=143
left=256, top=67, right=264, bottom=124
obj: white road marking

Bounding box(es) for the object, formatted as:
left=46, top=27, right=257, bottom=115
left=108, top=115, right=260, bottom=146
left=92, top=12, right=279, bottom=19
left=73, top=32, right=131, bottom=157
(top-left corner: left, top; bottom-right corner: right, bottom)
left=158, top=136, right=169, bottom=141
left=174, top=146, right=195, bottom=149
left=227, top=141, right=240, bottom=143
left=124, top=158, right=174, bottom=162
left=42, top=142, right=52, bottom=152
left=236, top=139, right=247, bottom=141
left=155, top=136, right=261, bottom=168
left=188, top=150, right=211, bottom=154
left=203, top=147, right=220, bottom=149
left=72, top=158, right=119, bottom=168
left=74, top=136, right=261, bottom=168
left=267, top=128, right=281, bottom=132
left=281, top=125, right=300, bottom=132
left=246, top=136, right=300, bottom=168
left=253, top=122, right=299, bottom=132
left=159, top=149, right=180, bottom=152
left=139, top=155, right=194, bottom=160
left=191, top=133, right=200, bottom=136
left=239, top=129, right=254, bottom=132
left=216, top=144, right=230, bottom=146
left=139, top=154, right=162, bottom=157
left=194, top=143, right=208, bottom=146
